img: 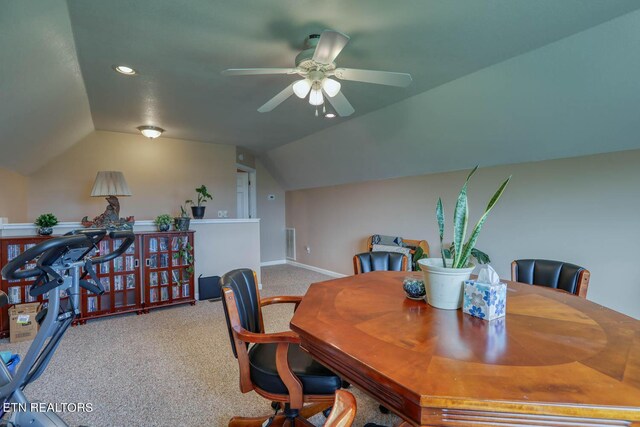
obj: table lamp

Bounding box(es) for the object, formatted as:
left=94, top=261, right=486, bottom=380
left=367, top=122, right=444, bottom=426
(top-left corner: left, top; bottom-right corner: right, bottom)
left=81, top=171, right=134, bottom=229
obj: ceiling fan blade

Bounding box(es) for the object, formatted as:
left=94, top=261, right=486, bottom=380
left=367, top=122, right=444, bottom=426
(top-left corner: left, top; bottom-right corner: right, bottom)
left=333, top=68, right=412, bottom=87
left=323, top=90, right=354, bottom=117
left=222, top=68, right=298, bottom=76
left=258, top=83, right=295, bottom=112
left=312, top=30, right=350, bottom=64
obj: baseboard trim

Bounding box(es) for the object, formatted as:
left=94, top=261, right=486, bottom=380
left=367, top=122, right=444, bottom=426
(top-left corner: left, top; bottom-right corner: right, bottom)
left=260, top=259, right=287, bottom=267
left=286, top=260, right=347, bottom=278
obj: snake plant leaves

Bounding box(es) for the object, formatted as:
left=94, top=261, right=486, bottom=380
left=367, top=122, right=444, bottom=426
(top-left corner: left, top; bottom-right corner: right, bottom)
left=452, top=166, right=478, bottom=268
left=457, top=175, right=511, bottom=268
left=471, top=248, right=491, bottom=264
left=436, top=198, right=446, bottom=267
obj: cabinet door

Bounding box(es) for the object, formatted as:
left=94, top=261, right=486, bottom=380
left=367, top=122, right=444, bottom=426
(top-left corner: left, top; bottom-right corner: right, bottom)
left=0, top=237, right=51, bottom=337
left=81, top=235, right=142, bottom=317
left=143, top=232, right=194, bottom=307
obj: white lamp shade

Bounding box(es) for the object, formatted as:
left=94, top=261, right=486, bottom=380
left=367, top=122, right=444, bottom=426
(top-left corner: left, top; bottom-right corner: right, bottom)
left=293, top=79, right=312, bottom=98
left=309, top=89, right=324, bottom=106
left=90, top=171, right=132, bottom=197
left=322, top=78, right=341, bottom=97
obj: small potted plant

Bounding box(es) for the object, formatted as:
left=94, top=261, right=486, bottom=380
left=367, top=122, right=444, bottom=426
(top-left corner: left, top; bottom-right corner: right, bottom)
left=34, top=213, right=58, bottom=236
left=186, top=185, right=213, bottom=219
left=154, top=214, right=173, bottom=232
left=174, top=204, right=191, bottom=231
left=418, top=166, right=510, bottom=310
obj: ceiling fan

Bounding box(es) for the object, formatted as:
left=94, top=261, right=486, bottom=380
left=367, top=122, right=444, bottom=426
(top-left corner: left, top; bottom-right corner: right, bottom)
left=222, top=30, right=412, bottom=117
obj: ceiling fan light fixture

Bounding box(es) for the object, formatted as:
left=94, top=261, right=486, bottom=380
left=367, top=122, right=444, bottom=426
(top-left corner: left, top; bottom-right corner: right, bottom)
left=137, top=125, right=164, bottom=139
left=293, top=79, right=312, bottom=98
left=322, top=78, right=341, bottom=97
left=309, top=89, right=324, bottom=106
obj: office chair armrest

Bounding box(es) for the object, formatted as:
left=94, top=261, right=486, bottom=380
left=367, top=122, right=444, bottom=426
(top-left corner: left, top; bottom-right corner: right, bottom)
left=261, top=295, right=303, bottom=308
left=232, top=325, right=301, bottom=345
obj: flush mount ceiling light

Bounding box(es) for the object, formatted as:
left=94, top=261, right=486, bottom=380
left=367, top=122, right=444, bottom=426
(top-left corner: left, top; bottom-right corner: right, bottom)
left=137, top=125, right=164, bottom=139
left=324, top=112, right=336, bottom=119
left=113, top=65, right=138, bottom=75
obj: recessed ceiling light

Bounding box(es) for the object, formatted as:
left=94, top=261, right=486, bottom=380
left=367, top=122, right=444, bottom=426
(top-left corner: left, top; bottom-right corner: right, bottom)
left=113, top=65, right=138, bottom=75
left=325, top=113, right=336, bottom=119
left=137, top=125, right=164, bottom=139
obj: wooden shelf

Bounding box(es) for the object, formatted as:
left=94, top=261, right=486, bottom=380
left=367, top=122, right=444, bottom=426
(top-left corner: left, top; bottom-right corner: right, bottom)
left=0, top=230, right=196, bottom=338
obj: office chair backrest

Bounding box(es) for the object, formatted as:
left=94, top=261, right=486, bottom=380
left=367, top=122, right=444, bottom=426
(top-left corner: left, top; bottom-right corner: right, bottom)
left=353, top=251, right=408, bottom=274
left=511, top=259, right=590, bottom=297
left=221, top=268, right=263, bottom=358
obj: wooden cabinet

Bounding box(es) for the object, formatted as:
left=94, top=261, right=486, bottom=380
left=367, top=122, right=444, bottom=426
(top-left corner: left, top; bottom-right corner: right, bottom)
left=0, top=230, right=196, bottom=337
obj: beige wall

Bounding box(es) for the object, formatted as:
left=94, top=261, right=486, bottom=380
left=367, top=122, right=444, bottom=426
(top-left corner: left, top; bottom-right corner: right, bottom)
left=286, top=149, right=640, bottom=319
left=256, top=159, right=285, bottom=262
left=27, top=131, right=237, bottom=222
left=0, top=168, right=28, bottom=222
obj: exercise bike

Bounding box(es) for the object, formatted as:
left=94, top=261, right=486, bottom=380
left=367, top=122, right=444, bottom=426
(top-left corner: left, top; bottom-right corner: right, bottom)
left=0, top=229, right=134, bottom=426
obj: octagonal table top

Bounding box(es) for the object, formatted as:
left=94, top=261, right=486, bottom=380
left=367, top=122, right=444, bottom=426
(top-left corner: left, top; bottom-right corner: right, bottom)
left=289, top=271, right=640, bottom=426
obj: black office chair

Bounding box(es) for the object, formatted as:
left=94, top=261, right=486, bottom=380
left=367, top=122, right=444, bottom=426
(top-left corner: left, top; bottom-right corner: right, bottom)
left=220, top=268, right=342, bottom=427
left=353, top=252, right=408, bottom=275
left=511, top=259, right=590, bottom=298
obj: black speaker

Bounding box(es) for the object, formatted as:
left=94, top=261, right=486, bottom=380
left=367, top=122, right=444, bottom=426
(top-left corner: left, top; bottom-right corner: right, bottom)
left=198, top=275, right=221, bottom=301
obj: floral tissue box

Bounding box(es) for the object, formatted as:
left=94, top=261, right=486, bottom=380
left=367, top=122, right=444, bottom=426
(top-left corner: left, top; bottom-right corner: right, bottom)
left=463, top=280, right=507, bottom=321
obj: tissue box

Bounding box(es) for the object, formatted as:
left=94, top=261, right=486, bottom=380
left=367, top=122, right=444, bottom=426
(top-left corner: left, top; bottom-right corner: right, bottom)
left=463, top=280, right=507, bottom=321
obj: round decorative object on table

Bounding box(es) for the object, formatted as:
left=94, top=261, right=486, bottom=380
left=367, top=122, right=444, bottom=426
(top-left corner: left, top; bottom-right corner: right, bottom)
left=37, top=227, right=53, bottom=236
left=403, top=277, right=426, bottom=300
left=158, top=223, right=170, bottom=232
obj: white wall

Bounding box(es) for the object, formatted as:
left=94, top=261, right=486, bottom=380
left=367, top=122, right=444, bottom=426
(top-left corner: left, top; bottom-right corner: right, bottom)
left=27, top=131, right=237, bottom=222
left=256, top=160, right=286, bottom=263
left=286, top=149, right=640, bottom=319
left=265, top=9, right=640, bottom=191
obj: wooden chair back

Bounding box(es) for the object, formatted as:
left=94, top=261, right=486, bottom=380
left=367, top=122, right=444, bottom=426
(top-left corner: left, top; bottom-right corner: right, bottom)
left=366, top=236, right=429, bottom=258
left=323, top=390, right=357, bottom=427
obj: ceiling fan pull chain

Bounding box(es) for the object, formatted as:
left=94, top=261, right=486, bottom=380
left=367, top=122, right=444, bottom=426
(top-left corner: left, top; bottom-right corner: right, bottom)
left=323, top=105, right=326, bottom=114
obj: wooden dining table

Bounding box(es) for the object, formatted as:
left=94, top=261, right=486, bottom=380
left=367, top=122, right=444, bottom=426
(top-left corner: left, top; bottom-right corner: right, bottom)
left=289, top=271, right=640, bottom=427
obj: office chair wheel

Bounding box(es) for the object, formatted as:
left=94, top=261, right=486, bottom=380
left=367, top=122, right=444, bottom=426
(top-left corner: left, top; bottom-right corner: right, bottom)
left=270, top=401, right=280, bottom=411
left=379, top=404, right=390, bottom=414
left=341, top=379, right=351, bottom=388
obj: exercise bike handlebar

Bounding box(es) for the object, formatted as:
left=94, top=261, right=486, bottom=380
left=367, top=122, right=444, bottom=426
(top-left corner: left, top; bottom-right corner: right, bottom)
left=90, top=230, right=135, bottom=264
left=1, top=235, right=92, bottom=281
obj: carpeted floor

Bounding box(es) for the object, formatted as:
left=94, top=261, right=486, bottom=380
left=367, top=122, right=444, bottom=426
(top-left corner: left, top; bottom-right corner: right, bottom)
left=0, top=265, right=400, bottom=427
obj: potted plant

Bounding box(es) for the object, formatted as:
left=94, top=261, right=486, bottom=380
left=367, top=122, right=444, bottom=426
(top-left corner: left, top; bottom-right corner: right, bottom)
left=418, top=166, right=510, bottom=310
left=174, top=204, right=191, bottom=231
left=34, top=213, right=58, bottom=236
left=154, top=214, right=173, bottom=232
left=186, top=185, right=213, bottom=219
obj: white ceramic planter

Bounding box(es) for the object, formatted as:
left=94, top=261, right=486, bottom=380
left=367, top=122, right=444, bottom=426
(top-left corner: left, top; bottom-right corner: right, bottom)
left=418, top=258, right=475, bottom=310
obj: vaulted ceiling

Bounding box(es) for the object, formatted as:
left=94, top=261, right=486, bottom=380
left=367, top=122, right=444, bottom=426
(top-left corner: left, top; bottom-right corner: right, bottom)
left=2, top=0, right=640, bottom=177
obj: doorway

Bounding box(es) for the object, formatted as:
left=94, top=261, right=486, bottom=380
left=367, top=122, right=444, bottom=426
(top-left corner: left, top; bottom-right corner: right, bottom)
left=236, top=165, right=256, bottom=219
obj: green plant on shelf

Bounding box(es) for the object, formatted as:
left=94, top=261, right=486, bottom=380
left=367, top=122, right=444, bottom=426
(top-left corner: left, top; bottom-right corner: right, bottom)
left=173, top=237, right=194, bottom=278
left=186, top=184, right=213, bottom=208
left=34, top=213, right=58, bottom=228
left=154, top=214, right=172, bottom=227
